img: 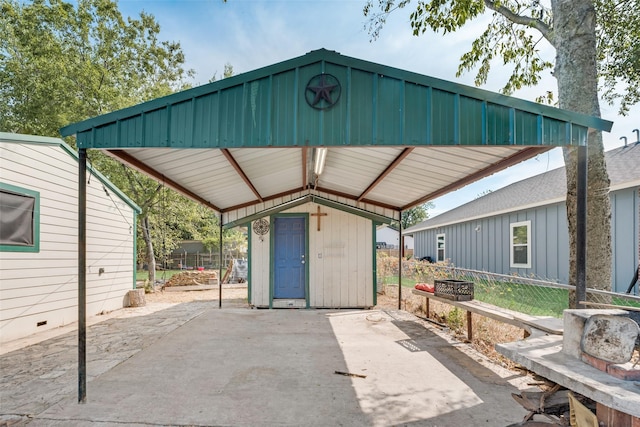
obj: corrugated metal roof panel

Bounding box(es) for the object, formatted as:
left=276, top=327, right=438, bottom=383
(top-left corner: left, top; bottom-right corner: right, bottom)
left=365, top=146, right=526, bottom=207
left=233, top=148, right=303, bottom=196
left=61, top=49, right=613, bottom=218
left=64, top=49, right=611, bottom=151
left=319, top=147, right=404, bottom=197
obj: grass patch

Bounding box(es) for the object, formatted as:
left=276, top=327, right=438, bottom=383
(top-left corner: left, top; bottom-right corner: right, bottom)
left=136, top=269, right=184, bottom=281
left=612, top=296, right=640, bottom=309
left=473, top=280, right=568, bottom=317
left=381, top=276, right=419, bottom=287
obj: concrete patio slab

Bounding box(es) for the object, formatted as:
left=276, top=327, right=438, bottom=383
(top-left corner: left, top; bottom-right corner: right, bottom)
left=1, top=303, right=530, bottom=426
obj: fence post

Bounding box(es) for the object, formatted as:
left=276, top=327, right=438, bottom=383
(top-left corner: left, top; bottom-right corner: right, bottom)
left=398, top=212, right=403, bottom=310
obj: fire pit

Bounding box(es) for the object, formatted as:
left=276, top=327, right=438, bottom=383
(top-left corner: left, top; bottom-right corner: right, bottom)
left=497, top=309, right=640, bottom=426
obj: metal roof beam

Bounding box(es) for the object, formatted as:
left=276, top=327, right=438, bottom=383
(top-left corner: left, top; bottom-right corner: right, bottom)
left=105, top=150, right=220, bottom=211
left=301, top=147, right=309, bottom=190
left=221, top=149, right=263, bottom=202
left=223, top=194, right=394, bottom=229
left=221, top=183, right=402, bottom=215
left=221, top=188, right=305, bottom=213
left=315, top=186, right=401, bottom=211
left=357, top=147, right=414, bottom=201
left=401, top=146, right=551, bottom=210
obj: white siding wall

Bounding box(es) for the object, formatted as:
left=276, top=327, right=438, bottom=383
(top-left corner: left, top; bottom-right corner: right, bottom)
left=249, top=203, right=374, bottom=308
left=250, top=224, right=271, bottom=307
left=0, top=141, right=136, bottom=344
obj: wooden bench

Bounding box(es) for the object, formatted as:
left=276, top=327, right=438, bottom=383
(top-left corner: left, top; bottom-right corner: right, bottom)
left=411, top=288, right=564, bottom=340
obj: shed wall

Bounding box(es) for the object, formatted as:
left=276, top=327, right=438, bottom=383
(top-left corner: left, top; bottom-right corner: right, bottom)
left=249, top=203, right=374, bottom=308
left=0, top=142, right=136, bottom=344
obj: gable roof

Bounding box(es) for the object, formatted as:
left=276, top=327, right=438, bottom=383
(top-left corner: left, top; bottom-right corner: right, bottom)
left=0, top=132, right=141, bottom=214
left=59, top=48, right=612, bottom=223
left=404, top=142, right=640, bottom=233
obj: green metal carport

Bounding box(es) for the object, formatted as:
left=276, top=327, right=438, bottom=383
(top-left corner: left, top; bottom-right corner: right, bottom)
left=61, top=48, right=612, bottom=402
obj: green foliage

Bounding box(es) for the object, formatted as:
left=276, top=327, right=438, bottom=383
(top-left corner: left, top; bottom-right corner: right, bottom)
left=0, top=0, right=199, bottom=277
left=398, top=202, right=434, bottom=229
left=472, top=279, right=568, bottom=317
left=363, top=0, right=639, bottom=114
left=208, top=62, right=234, bottom=83
left=445, top=307, right=464, bottom=330
left=595, top=0, right=640, bottom=114
left=0, top=0, right=193, bottom=136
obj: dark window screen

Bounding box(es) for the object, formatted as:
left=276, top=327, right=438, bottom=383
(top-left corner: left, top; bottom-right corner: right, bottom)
left=0, top=189, right=35, bottom=246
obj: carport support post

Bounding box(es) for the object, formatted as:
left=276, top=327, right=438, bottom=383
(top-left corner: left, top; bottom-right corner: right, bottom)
left=219, top=217, right=223, bottom=308
left=398, top=211, right=403, bottom=310
left=576, top=145, right=587, bottom=308
left=78, top=148, right=87, bottom=403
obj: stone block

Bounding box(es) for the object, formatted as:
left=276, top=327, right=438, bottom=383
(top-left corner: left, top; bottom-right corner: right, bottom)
left=126, top=289, right=146, bottom=307
left=563, top=309, right=629, bottom=359
left=581, top=314, right=639, bottom=363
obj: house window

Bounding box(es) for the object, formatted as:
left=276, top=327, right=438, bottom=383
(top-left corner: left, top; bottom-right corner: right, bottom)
left=510, top=220, right=531, bottom=268
left=0, top=183, right=40, bottom=252
left=436, top=233, right=445, bottom=262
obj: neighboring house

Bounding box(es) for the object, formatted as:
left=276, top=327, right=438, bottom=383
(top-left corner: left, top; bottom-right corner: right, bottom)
left=0, top=133, right=140, bottom=344
left=405, top=143, right=640, bottom=294
left=376, top=225, right=414, bottom=250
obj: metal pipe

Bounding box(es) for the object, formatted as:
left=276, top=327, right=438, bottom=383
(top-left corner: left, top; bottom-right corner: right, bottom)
left=219, top=216, right=223, bottom=308
left=576, top=145, right=587, bottom=308
left=398, top=211, right=403, bottom=310
left=78, top=148, right=87, bottom=403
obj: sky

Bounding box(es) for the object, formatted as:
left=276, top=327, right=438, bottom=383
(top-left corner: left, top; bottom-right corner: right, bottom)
left=117, top=0, right=638, bottom=217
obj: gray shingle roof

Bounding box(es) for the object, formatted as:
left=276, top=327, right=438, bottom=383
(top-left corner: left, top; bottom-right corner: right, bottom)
left=405, top=142, right=640, bottom=233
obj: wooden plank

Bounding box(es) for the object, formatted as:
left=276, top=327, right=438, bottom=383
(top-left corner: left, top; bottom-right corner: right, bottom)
left=411, top=288, right=563, bottom=335
left=597, top=402, right=634, bottom=427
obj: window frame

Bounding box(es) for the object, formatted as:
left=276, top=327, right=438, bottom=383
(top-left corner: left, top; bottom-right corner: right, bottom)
left=0, top=182, right=40, bottom=253
left=436, top=233, right=445, bottom=262
left=510, top=220, right=531, bottom=268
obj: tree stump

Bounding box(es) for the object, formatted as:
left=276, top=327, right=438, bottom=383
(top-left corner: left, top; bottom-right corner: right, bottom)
left=127, top=289, right=146, bottom=307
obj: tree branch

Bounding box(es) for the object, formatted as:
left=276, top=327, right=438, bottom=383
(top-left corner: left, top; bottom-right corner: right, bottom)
left=484, top=0, right=553, bottom=45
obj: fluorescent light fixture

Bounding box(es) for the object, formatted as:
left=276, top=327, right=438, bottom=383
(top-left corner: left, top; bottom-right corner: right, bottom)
left=314, top=147, right=327, bottom=175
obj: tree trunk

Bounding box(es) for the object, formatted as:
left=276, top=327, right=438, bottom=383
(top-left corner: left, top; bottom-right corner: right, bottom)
left=141, top=214, right=156, bottom=287
left=552, top=0, right=612, bottom=307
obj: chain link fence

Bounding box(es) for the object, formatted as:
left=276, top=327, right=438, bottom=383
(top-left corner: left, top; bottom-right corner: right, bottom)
left=377, top=255, right=640, bottom=318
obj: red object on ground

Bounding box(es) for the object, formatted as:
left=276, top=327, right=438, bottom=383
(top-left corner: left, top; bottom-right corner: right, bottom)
left=197, top=267, right=205, bottom=271
left=414, top=283, right=435, bottom=293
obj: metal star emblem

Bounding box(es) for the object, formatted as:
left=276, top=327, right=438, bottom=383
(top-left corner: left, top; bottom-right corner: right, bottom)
left=305, top=74, right=341, bottom=110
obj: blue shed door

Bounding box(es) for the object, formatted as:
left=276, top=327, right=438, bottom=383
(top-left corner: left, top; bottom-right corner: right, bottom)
left=273, top=217, right=306, bottom=299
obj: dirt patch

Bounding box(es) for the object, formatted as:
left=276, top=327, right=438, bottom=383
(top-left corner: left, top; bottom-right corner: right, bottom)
left=145, top=285, right=247, bottom=304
